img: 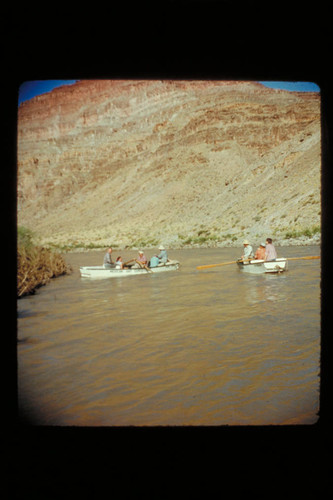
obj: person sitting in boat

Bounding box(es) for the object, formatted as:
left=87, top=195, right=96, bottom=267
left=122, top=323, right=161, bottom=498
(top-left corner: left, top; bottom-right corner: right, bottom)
left=241, top=240, right=254, bottom=260
left=149, top=255, right=160, bottom=268
left=157, top=245, right=168, bottom=264
left=264, top=238, right=277, bottom=261
left=133, top=250, right=148, bottom=268
left=103, top=247, right=116, bottom=268
left=115, top=256, right=123, bottom=269
left=254, top=243, right=266, bottom=260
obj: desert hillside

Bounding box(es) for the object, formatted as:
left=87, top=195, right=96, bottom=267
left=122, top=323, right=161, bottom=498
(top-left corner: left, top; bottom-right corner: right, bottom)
left=17, top=80, right=321, bottom=249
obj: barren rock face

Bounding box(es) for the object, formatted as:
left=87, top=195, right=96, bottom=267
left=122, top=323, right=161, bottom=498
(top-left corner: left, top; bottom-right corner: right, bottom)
left=17, top=80, right=321, bottom=248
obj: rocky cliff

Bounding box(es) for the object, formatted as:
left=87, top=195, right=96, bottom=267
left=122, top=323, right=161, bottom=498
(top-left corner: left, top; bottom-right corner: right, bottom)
left=17, top=80, right=321, bottom=249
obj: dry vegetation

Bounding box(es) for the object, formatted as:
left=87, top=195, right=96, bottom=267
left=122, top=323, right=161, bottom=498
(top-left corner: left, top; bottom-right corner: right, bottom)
left=17, top=227, right=72, bottom=297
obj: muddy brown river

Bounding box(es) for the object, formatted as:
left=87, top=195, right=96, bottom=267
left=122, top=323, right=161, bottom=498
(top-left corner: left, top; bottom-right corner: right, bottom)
left=17, top=246, right=320, bottom=426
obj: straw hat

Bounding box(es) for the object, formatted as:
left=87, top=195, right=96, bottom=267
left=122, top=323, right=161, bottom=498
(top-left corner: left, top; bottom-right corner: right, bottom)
left=260, top=242, right=266, bottom=247
left=159, top=245, right=165, bottom=250
left=138, top=250, right=144, bottom=254
left=243, top=239, right=250, bottom=245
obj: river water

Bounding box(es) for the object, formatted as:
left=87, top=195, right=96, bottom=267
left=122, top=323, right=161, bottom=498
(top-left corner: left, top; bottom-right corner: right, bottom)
left=17, top=246, right=321, bottom=426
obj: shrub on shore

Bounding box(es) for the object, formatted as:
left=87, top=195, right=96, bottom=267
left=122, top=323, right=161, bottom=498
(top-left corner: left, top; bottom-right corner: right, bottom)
left=17, top=227, right=72, bottom=298
left=284, top=226, right=321, bottom=240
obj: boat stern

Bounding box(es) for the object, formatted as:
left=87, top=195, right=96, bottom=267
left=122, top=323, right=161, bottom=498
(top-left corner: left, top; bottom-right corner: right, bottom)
left=237, top=258, right=288, bottom=274
left=264, top=258, right=288, bottom=273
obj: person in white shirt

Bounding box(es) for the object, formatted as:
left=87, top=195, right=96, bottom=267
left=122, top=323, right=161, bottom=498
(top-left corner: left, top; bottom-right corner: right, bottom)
left=241, top=240, right=254, bottom=260
left=157, top=245, right=168, bottom=264
left=115, top=256, right=123, bottom=269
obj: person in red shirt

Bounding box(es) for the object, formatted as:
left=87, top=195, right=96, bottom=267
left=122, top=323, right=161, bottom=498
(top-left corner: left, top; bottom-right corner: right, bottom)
left=255, top=243, right=266, bottom=260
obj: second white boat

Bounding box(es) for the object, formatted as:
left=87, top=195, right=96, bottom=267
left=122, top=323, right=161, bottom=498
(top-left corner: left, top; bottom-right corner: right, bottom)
left=237, top=258, right=288, bottom=274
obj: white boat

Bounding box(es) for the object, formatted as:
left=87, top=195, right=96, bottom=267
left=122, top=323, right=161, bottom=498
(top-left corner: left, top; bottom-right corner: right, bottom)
left=237, top=258, right=288, bottom=274
left=80, top=260, right=180, bottom=278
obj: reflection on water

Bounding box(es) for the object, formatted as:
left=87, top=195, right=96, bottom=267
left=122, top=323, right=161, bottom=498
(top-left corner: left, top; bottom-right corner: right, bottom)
left=17, top=246, right=320, bottom=426
left=245, top=275, right=288, bottom=304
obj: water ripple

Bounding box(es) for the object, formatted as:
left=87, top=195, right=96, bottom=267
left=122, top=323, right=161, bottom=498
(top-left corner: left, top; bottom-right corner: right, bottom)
left=17, top=247, right=320, bottom=425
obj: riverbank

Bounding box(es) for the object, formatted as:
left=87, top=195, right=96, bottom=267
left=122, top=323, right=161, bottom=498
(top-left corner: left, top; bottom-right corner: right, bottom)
left=17, top=245, right=72, bottom=297
left=17, top=228, right=72, bottom=297
left=42, top=231, right=321, bottom=253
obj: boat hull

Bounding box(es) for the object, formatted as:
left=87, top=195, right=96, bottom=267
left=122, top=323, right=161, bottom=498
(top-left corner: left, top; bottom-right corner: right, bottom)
left=237, top=258, right=288, bottom=274
left=80, top=261, right=180, bottom=278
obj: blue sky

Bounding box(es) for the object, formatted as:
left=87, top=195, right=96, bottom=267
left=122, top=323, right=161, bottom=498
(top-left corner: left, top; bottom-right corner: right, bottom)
left=18, top=80, right=78, bottom=105
left=259, top=81, right=320, bottom=92
left=18, top=79, right=320, bottom=105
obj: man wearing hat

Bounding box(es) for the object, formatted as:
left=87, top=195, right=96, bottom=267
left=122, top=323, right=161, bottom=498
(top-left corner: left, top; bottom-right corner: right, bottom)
left=242, top=240, right=254, bottom=260
left=132, top=250, right=148, bottom=268
left=157, top=245, right=168, bottom=264
left=255, top=243, right=266, bottom=260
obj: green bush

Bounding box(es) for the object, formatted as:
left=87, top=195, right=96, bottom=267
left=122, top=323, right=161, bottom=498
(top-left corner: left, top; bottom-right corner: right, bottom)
left=17, top=226, right=35, bottom=248
left=285, top=226, right=321, bottom=239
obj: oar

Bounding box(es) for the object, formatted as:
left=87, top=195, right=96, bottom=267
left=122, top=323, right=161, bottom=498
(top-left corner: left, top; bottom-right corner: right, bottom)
left=122, top=258, right=135, bottom=269
left=197, top=259, right=247, bottom=270
left=286, top=256, right=320, bottom=261
left=123, top=258, right=152, bottom=272
left=135, top=260, right=153, bottom=273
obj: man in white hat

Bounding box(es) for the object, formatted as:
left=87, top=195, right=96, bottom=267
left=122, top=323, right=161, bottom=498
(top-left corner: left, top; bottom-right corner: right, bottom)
left=137, top=250, right=148, bottom=266
left=131, top=250, right=148, bottom=269
left=242, top=240, right=254, bottom=260
left=157, top=245, right=168, bottom=264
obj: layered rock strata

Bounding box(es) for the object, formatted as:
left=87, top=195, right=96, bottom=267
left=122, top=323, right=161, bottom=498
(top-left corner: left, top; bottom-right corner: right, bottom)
left=17, top=80, right=321, bottom=248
